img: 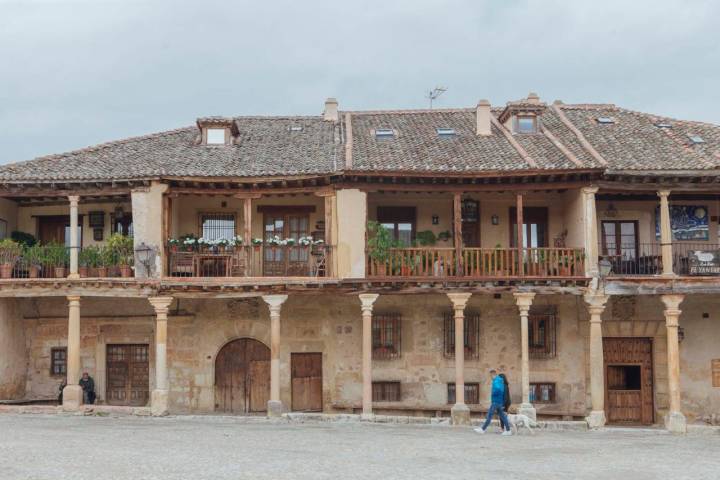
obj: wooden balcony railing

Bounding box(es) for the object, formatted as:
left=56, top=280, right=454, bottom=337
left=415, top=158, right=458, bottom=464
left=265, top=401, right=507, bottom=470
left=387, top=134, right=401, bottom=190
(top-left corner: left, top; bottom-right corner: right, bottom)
left=367, top=247, right=585, bottom=279
left=0, top=246, right=134, bottom=280
left=167, top=245, right=332, bottom=278
left=601, top=242, right=720, bottom=276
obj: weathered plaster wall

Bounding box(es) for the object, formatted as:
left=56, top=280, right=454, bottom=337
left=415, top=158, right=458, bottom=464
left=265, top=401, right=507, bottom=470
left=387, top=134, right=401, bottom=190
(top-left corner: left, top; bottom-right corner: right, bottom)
left=0, top=298, right=26, bottom=399
left=0, top=198, right=18, bottom=237
left=131, top=182, right=167, bottom=277
left=336, top=189, right=367, bottom=278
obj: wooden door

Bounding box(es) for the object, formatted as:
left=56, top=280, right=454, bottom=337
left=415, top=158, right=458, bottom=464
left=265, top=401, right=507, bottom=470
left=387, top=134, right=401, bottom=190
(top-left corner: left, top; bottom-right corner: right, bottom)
left=106, top=344, right=149, bottom=406
left=603, top=338, right=654, bottom=425
left=215, top=338, right=270, bottom=414
left=291, top=353, right=323, bottom=412
left=263, top=213, right=311, bottom=276
left=38, top=216, right=77, bottom=245
left=460, top=199, right=480, bottom=247
left=510, top=207, right=548, bottom=248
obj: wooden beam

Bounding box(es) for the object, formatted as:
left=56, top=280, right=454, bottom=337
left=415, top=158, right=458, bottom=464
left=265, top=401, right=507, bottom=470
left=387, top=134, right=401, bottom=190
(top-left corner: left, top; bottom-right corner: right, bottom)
left=516, top=193, right=524, bottom=276
left=453, top=192, right=462, bottom=275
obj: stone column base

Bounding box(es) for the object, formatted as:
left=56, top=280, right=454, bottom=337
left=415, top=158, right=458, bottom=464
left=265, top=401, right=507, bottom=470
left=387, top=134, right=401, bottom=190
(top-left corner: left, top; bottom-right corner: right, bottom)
left=450, top=403, right=471, bottom=426
left=151, top=389, right=169, bottom=416
left=665, top=411, right=687, bottom=434
left=360, top=413, right=375, bottom=421
left=517, top=403, right=536, bottom=422
left=585, top=410, right=606, bottom=429
left=62, top=385, right=83, bottom=411
left=267, top=400, right=285, bottom=417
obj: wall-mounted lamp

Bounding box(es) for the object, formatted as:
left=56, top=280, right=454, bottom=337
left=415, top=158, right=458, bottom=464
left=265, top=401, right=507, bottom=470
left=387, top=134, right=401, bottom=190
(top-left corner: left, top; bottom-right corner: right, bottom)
left=599, top=256, right=613, bottom=278
left=491, top=214, right=499, bottom=225
left=603, top=203, right=618, bottom=218
left=432, top=215, right=439, bottom=225
left=678, top=327, right=685, bottom=343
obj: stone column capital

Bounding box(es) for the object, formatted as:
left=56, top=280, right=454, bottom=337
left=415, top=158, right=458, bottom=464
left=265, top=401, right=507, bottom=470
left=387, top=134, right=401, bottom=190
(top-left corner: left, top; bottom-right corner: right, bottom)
left=660, top=294, right=684, bottom=312
left=513, top=292, right=536, bottom=312
left=148, top=296, right=174, bottom=316
left=446, top=292, right=472, bottom=311
left=66, top=295, right=81, bottom=304
left=584, top=293, right=609, bottom=315
left=657, top=189, right=671, bottom=198
left=262, top=294, right=289, bottom=313
left=359, top=293, right=379, bottom=313
left=68, top=195, right=80, bottom=206
left=581, top=185, right=599, bottom=196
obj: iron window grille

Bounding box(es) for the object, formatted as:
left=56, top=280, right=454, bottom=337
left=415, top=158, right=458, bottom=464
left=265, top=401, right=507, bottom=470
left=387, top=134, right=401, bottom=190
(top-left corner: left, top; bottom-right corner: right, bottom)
left=447, top=383, right=480, bottom=405
left=529, top=382, right=556, bottom=403
left=50, top=347, right=67, bottom=376
left=199, top=213, right=236, bottom=241
left=372, top=313, right=402, bottom=360
left=443, top=311, right=480, bottom=360
left=372, top=381, right=401, bottom=402
left=529, top=306, right=557, bottom=359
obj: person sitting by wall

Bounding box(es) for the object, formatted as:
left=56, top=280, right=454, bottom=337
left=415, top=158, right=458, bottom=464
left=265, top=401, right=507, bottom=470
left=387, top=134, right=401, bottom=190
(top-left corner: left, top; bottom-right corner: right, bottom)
left=79, top=372, right=96, bottom=405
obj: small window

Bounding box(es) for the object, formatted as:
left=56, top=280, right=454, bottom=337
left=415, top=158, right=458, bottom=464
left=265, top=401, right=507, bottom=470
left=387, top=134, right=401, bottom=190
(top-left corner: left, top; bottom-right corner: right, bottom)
left=374, top=128, right=395, bottom=139
left=529, top=382, right=556, bottom=403
left=607, top=365, right=641, bottom=390
left=199, top=213, right=236, bottom=241
left=688, top=134, right=705, bottom=144
left=529, top=306, right=557, bottom=359
left=655, top=123, right=672, bottom=129
left=596, top=117, right=615, bottom=125
left=372, top=313, right=401, bottom=360
left=515, top=115, right=537, bottom=134
left=436, top=127, right=456, bottom=136
left=50, top=347, right=67, bottom=376
left=447, top=383, right=480, bottom=405
left=443, top=312, right=480, bottom=360
left=206, top=128, right=227, bottom=145
left=289, top=125, right=303, bottom=132
left=372, top=381, right=401, bottom=402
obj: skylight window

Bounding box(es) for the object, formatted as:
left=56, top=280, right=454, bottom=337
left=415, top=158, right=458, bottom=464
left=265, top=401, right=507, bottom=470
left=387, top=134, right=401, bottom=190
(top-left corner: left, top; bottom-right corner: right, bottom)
left=289, top=125, right=304, bottom=132
left=596, top=117, right=615, bottom=125
left=655, top=123, right=672, bottom=129
left=688, top=134, right=705, bottom=144
left=436, top=127, right=456, bottom=136
left=375, top=128, right=395, bottom=139
left=206, top=128, right=226, bottom=145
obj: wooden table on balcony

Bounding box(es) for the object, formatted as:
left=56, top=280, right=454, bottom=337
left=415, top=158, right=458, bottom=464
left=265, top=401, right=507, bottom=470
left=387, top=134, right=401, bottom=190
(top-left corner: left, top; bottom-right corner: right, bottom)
left=193, top=253, right=233, bottom=277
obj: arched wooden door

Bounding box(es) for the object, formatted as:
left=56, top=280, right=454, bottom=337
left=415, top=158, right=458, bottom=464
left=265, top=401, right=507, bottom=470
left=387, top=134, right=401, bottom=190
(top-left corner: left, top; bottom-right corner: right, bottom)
left=215, top=338, right=270, bottom=414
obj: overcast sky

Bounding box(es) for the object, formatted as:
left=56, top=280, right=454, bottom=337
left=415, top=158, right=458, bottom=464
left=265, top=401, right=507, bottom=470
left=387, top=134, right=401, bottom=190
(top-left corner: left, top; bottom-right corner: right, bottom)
left=0, top=0, right=718, bottom=164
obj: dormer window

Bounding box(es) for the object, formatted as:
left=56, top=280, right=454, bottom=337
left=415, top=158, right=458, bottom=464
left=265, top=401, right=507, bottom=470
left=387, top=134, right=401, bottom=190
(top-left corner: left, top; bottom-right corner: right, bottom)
left=514, top=116, right=537, bottom=134
left=688, top=135, right=705, bottom=145
left=375, top=128, right=395, bottom=139
left=206, top=128, right=227, bottom=145
left=436, top=127, right=456, bottom=136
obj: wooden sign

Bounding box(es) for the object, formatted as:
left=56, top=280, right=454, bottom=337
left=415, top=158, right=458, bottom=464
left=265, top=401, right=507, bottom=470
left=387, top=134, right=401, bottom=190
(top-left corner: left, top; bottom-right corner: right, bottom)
left=688, top=250, right=720, bottom=276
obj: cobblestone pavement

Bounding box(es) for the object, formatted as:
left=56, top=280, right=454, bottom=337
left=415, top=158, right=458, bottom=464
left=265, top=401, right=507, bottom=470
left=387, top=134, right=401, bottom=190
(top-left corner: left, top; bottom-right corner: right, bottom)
left=0, top=414, right=718, bottom=480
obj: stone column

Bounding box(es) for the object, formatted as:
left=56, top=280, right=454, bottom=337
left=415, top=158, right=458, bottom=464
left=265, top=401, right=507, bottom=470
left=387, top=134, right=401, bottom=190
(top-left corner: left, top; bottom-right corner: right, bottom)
left=584, top=293, right=609, bottom=428
left=359, top=293, right=379, bottom=418
left=68, top=195, right=80, bottom=279
left=514, top=292, right=536, bottom=420
left=658, top=190, right=674, bottom=277
left=262, top=294, right=288, bottom=417
left=149, top=296, right=173, bottom=416
left=661, top=294, right=686, bottom=433
left=447, top=293, right=472, bottom=425
left=582, top=186, right=600, bottom=277
left=62, top=296, right=83, bottom=410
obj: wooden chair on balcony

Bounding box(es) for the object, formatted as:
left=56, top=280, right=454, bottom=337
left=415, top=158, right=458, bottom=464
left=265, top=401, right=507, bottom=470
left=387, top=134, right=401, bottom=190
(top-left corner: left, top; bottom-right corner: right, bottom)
left=170, top=252, right=194, bottom=276
left=309, top=247, right=327, bottom=277
left=229, top=251, right=246, bottom=277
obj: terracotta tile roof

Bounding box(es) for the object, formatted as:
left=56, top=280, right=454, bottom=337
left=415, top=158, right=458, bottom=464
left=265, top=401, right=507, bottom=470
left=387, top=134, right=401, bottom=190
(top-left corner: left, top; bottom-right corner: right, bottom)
left=1, top=98, right=719, bottom=184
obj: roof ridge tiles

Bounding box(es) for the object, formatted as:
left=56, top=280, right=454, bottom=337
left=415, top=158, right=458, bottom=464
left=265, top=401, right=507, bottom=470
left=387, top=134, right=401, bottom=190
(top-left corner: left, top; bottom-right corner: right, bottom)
left=557, top=103, right=618, bottom=111
left=341, top=108, right=475, bottom=115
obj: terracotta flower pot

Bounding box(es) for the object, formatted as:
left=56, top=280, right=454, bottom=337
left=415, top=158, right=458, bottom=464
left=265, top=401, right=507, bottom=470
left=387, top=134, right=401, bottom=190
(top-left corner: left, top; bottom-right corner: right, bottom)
left=119, top=265, right=132, bottom=278
left=0, top=263, right=13, bottom=279
left=28, top=265, right=40, bottom=279
left=96, top=267, right=108, bottom=278
left=78, top=266, right=89, bottom=278
left=54, top=267, right=66, bottom=278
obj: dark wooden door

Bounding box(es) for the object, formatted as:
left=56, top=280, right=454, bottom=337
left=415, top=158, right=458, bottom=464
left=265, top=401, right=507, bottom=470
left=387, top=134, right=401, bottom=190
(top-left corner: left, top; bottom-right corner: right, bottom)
left=460, top=199, right=480, bottom=247
left=106, top=344, right=149, bottom=406
left=291, top=353, right=323, bottom=412
left=263, top=213, right=311, bottom=276
left=603, top=338, right=654, bottom=425
left=215, top=338, right=270, bottom=414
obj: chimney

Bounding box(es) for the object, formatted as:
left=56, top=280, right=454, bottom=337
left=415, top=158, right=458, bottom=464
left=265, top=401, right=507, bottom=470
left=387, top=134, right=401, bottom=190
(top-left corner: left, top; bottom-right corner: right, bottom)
left=476, top=99, right=491, bottom=136
left=527, top=92, right=540, bottom=104
left=323, top=97, right=339, bottom=122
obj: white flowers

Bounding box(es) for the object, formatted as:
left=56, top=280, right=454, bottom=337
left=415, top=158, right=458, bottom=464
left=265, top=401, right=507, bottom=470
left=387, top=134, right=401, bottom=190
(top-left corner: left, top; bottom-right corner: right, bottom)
left=298, top=235, right=323, bottom=246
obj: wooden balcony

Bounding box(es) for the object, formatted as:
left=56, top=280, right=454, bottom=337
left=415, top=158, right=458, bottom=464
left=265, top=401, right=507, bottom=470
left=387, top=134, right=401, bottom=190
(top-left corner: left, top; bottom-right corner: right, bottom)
left=167, top=245, right=332, bottom=278
left=601, top=242, right=720, bottom=276
left=367, top=247, right=585, bottom=280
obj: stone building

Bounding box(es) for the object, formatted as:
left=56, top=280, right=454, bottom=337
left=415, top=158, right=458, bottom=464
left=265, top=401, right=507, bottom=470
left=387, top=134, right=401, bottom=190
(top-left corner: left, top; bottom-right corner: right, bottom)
left=0, top=94, right=719, bottom=432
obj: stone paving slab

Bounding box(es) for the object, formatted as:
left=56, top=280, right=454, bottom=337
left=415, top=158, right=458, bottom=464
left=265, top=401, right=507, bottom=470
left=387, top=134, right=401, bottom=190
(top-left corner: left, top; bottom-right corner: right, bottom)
left=0, top=414, right=719, bottom=480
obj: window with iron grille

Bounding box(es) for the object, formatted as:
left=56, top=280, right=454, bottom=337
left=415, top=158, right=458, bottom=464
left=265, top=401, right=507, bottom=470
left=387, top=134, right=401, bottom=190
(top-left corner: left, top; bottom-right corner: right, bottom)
left=447, top=383, right=480, bottom=404
left=372, top=381, right=401, bottom=402
left=530, top=382, right=556, bottom=403
left=529, top=306, right=557, bottom=358
left=372, top=313, right=401, bottom=360
left=199, top=213, right=236, bottom=241
left=443, top=312, right=480, bottom=359
left=50, top=347, right=67, bottom=376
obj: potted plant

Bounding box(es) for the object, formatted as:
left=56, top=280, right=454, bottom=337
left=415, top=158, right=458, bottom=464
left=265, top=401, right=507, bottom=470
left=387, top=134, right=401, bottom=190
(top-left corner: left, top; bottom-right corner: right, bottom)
left=96, top=246, right=113, bottom=277
left=252, top=238, right=263, bottom=251
left=78, top=248, right=91, bottom=277
left=180, top=234, right=198, bottom=252
left=167, top=238, right=180, bottom=253
left=0, top=239, right=21, bottom=278
left=23, top=244, right=44, bottom=278
left=107, top=233, right=134, bottom=277
left=45, top=242, right=69, bottom=278
left=230, top=235, right=244, bottom=252
left=367, top=221, right=396, bottom=276
left=80, top=246, right=101, bottom=277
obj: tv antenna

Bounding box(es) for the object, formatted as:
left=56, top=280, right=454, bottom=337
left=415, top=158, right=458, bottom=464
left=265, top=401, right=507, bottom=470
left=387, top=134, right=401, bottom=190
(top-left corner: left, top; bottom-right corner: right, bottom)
left=426, top=86, right=447, bottom=109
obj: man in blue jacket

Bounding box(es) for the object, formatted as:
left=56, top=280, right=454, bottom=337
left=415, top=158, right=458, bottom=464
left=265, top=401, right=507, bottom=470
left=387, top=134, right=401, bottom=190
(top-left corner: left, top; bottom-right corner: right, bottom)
left=475, top=369, right=511, bottom=435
